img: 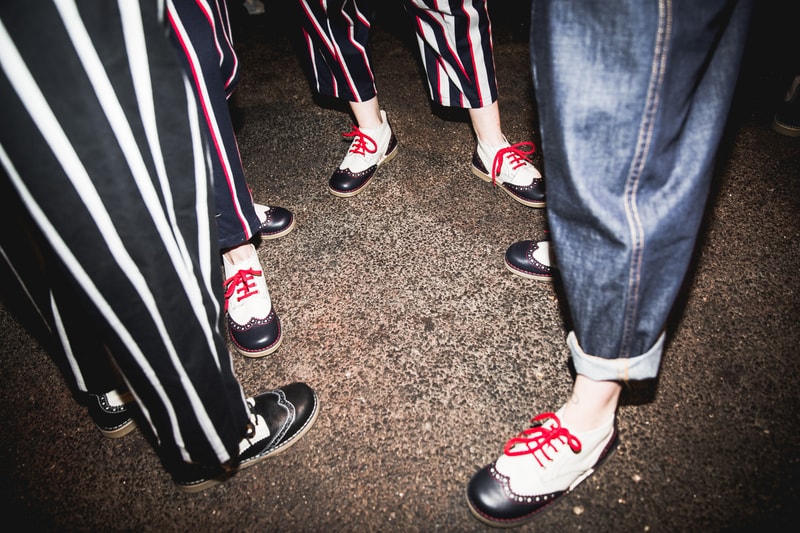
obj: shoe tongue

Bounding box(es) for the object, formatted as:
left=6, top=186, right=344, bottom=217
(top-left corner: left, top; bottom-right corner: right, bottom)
left=223, top=248, right=261, bottom=276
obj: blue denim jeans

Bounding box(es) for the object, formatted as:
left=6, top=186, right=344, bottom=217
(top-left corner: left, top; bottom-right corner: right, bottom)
left=530, top=0, right=753, bottom=380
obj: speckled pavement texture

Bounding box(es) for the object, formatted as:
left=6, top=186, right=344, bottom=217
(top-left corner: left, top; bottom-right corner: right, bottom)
left=1, top=2, right=799, bottom=531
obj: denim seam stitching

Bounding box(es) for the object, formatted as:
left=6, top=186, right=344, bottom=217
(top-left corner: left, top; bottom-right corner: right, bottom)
left=620, top=0, right=672, bottom=359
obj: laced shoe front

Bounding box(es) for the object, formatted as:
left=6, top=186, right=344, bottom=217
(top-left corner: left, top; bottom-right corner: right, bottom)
left=329, top=109, right=398, bottom=197
left=223, top=248, right=281, bottom=357
left=466, top=411, right=617, bottom=527
left=471, top=139, right=546, bottom=208
left=173, top=382, right=319, bottom=493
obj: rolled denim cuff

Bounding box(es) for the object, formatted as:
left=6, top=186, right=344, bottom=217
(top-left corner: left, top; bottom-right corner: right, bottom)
left=568, top=331, right=664, bottom=381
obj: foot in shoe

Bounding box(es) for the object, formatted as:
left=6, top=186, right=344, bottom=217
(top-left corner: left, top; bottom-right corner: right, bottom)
left=471, top=138, right=546, bottom=208
left=254, top=203, right=295, bottom=239
left=466, top=410, right=617, bottom=527
left=88, top=388, right=136, bottom=439
left=504, top=239, right=555, bottom=281
left=223, top=245, right=281, bottom=357
left=329, top=109, right=398, bottom=197
left=173, top=382, right=319, bottom=493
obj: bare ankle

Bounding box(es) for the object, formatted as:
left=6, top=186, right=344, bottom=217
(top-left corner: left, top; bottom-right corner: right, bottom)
left=559, top=375, right=621, bottom=433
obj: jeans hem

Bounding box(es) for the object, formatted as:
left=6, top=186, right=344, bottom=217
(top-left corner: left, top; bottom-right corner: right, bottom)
left=568, top=331, right=664, bottom=381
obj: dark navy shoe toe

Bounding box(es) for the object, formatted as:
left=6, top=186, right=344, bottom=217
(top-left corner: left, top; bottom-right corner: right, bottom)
left=466, top=464, right=552, bottom=527
left=501, top=178, right=546, bottom=208
left=228, top=309, right=281, bottom=357
left=257, top=205, right=295, bottom=239
left=504, top=240, right=554, bottom=281
left=329, top=165, right=379, bottom=196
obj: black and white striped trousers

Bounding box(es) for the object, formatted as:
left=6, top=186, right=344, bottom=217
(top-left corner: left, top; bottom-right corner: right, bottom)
left=298, top=0, right=498, bottom=108
left=0, top=0, right=250, bottom=469
left=167, top=0, right=262, bottom=250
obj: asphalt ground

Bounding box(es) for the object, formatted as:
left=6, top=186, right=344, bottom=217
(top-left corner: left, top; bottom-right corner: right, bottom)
left=1, top=2, right=798, bottom=531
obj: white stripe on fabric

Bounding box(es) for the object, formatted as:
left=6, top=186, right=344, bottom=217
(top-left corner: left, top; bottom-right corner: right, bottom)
left=461, top=0, right=493, bottom=105
left=120, top=1, right=231, bottom=462
left=167, top=0, right=252, bottom=242
left=211, top=0, right=239, bottom=90
left=414, top=8, right=467, bottom=105
left=56, top=0, right=207, bottom=463
left=0, top=6, right=229, bottom=464
left=50, top=294, right=88, bottom=392
left=0, top=245, right=87, bottom=391
left=0, top=245, right=53, bottom=336
left=300, top=0, right=369, bottom=100
left=409, top=0, right=495, bottom=108
left=182, top=76, right=219, bottom=330
left=0, top=15, right=192, bottom=460
left=120, top=0, right=222, bottom=373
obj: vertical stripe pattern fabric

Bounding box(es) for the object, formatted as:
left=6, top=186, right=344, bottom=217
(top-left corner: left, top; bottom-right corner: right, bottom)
left=297, top=0, right=498, bottom=108
left=0, top=0, right=249, bottom=468
left=167, top=0, right=259, bottom=250
left=406, top=0, right=497, bottom=108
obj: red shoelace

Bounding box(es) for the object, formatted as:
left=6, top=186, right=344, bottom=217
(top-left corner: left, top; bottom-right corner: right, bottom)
left=343, top=125, right=378, bottom=156
left=503, top=412, right=582, bottom=467
left=223, top=268, right=262, bottom=311
left=491, top=141, right=536, bottom=186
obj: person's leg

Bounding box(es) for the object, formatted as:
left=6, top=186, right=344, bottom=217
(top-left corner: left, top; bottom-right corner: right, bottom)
left=404, top=0, right=545, bottom=208
left=297, top=0, right=398, bottom=196
left=467, top=0, right=753, bottom=526
left=0, top=0, right=316, bottom=491
left=0, top=191, right=137, bottom=438
left=168, top=0, right=284, bottom=356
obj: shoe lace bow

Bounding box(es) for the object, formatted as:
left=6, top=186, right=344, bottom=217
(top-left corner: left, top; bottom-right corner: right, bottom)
left=343, top=125, right=378, bottom=156
left=491, top=141, right=536, bottom=186
left=223, top=268, right=262, bottom=311
left=503, top=412, right=582, bottom=467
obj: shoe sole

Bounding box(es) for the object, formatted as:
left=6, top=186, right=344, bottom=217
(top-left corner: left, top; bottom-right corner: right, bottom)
left=465, top=431, right=618, bottom=528
left=176, top=391, right=320, bottom=494
left=98, top=418, right=137, bottom=439
left=504, top=258, right=553, bottom=282
left=328, top=144, right=399, bottom=198
left=470, top=166, right=546, bottom=208
left=772, top=118, right=800, bottom=137
left=259, top=217, right=296, bottom=240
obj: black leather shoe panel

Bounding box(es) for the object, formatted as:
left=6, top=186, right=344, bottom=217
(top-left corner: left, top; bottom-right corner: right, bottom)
left=502, top=179, right=546, bottom=208
left=329, top=164, right=378, bottom=194
left=466, top=465, right=557, bottom=526
left=228, top=309, right=281, bottom=357
left=87, top=392, right=136, bottom=438
left=172, top=383, right=319, bottom=493
left=504, top=240, right=552, bottom=280
left=258, top=206, right=295, bottom=239
left=240, top=383, right=319, bottom=465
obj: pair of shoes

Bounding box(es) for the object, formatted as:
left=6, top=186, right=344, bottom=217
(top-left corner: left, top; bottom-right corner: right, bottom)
left=504, top=239, right=555, bottom=281
left=173, top=382, right=319, bottom=493
left=254, top=203, right=295, bottom=240
left=471, top=139, right=546, bottom=208
left=88, top=389, right=136, bottom=439
left=772, top=74, right=800, bottom=137
left=466, top=411, right=617, bottom=527
left=329, top=110, right=399, bottom=197
left=223, top=244, right=281, bottom=357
